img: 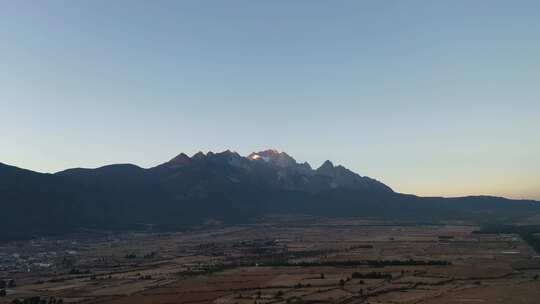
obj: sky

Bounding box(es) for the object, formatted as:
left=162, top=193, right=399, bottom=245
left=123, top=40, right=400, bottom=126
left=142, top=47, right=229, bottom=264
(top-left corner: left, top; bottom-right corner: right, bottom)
left=1, top=1, right=539, bottom=200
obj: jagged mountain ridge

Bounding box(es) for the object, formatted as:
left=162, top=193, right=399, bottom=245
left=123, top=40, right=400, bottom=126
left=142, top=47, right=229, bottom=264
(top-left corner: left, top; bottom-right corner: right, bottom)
left=1, top=150, right=539, bottom=241
left=155, top=149, right=392, bottom=194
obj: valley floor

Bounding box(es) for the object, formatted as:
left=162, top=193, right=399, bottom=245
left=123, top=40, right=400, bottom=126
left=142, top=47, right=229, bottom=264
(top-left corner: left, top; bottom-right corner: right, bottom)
left=2, top=217, right=540, bottom=304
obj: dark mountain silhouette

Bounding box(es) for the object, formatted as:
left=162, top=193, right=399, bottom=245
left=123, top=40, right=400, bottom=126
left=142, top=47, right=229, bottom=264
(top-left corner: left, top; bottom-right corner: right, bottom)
left=1, top=150, right=539, bottom=241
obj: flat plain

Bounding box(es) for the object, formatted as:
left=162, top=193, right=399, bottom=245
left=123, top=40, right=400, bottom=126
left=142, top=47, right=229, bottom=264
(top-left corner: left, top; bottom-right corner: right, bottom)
left=2, top=217, right=540, bottom=304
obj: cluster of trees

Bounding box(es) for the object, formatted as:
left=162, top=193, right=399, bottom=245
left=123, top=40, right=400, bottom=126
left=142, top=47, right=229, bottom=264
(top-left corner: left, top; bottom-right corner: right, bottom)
left=143, top=252, right=156, bottom=259
left=438, top=235, right=454, bottom=240
left=11, top=297, right=63, bottom=304
left=366, top=259, right=450, bottom=267
left=474, top=224, right=540, bottom=234
left=475, top=224, right=540, bottom=254
left=124, top=252, right=157, bottom=259
left=260, top=259, right=450, bottom=267
left=351, top=271, right=392, bottom=279
left=69, top=268, right=91, bottom=275
left=179, top=263, right=236, bottom=276
left=519, top=232, right=540, bottom=253
left=293, top=282, right=312, bottom=289
left=0, top=280, right=16, bottom=289
left=1, top=279, right=16, bottom=297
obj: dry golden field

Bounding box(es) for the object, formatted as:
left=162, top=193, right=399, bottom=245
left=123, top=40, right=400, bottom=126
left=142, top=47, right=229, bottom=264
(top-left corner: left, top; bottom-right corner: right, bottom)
left=2, top=217, right=540, bottom=304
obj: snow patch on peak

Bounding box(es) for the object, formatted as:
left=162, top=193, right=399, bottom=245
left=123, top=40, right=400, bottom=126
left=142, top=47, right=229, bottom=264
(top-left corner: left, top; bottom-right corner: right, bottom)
left=248, top=153, right=262, bottom=160
left=263, top=149, right=280, bottom=155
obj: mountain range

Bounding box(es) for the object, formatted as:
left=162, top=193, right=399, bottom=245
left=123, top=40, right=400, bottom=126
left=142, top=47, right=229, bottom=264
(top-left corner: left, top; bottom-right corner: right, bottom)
left=1, top=149, right=539, bottom=241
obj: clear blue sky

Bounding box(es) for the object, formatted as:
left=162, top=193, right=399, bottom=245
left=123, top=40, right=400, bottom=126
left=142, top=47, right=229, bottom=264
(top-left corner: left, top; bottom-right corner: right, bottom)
left=1, top=1, right=539, bottom=199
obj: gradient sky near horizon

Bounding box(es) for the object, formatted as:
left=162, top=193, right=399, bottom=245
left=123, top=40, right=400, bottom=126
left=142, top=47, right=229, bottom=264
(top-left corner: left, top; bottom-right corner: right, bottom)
left=1, top=1, right=539, bottom=200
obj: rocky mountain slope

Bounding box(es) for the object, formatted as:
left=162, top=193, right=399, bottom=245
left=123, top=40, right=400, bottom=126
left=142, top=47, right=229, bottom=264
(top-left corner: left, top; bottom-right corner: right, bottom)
left=1, top=150, right=538, bottom=240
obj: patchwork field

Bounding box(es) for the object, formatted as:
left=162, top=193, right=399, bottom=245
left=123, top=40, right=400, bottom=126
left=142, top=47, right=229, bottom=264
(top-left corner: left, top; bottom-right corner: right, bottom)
left=1, top=217, right=540, bottom=304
